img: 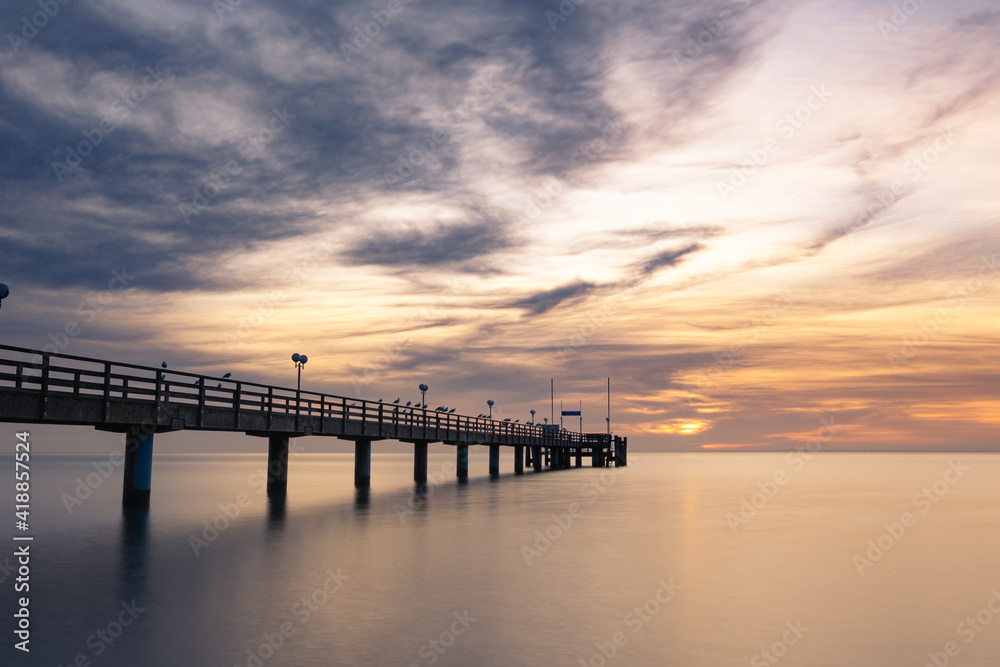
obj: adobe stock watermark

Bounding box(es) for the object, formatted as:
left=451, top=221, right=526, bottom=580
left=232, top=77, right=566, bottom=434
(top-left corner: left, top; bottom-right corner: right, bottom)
left=224, top=234, right=338, bottom=350
left=877, top=0, right=928, bottom=39
left=408, top=611, right=477, bottom=666
left=750, top=621, right=809, bottom=667
left=350, top=279, right=462, bottom=394
left=672, top=0, right=753, bottom=72
left=394, top=459, right=458, bottom=523
left=556, top=286, right=636, bottom=362
left=6, top=0, right=74, bottom=54
left=522, top=116, right=627, bottom=221
left=384, top=73, right=504, bottom=190
left=544, top=0, right=589, bottom=32
left=60, top=448, right=125, bottom=514
left=888, top=255, right=996, bottom=371
left=189, top=440, right=308, bottom=556
left=340, top=0, right=414, bottom=62
left=577, top=578, right=681, bottom=667
left=681, top=291, right=794, bottom=403
left=41, top=267, right=135, bottom=357
left=843, top=126, right=956, bottom=245
left=853, top=459, right=969, bottom=576
left=55, top=599, right=145, bottom=666
left=921, top=589, right=1000, bottom=667
left=726, top=416, right=838, bottom=534
left=717, top=85, right=833, bottom=202
left=233, top=568, right=349, bottom=667
left=521, top=467, right=625, bottom=565
left=178, top=106, right=295, bottom=224
left=52, top=63, right=170, bottom=182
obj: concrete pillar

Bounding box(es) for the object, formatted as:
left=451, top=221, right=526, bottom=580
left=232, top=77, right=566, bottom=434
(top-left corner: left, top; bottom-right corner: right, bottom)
left=514, top=445, right=524, bottom=475
left=620, top=437, right=628, bottom=467
left=354, top=439, right=371, bottom=488
left=267, top=434, right=289, bottom=497
left=414, top=442, right=428, bottom=484
left=457, top=445, right=469, bottom=479
left=532, top=446, right=542, bottom=472
left=489, top=445, right=500, bottom=477
left=575, top=448, right=582, bottom=467
left=525, top=446, right=533, bottom=467
left=592, top=444, right=603, bottom=467
left=122, top=432, right=154, bottom=507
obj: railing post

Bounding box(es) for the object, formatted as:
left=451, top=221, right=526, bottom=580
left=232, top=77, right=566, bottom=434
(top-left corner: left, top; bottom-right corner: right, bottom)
left=197, top=378, right=205, bottom=427
left=378, top=402, right=384, bottom=437
left=39, top=352, right=50, bottom=419
left=154, top=369, right=162, bottom=423
left=103, top=362, right=111, bottom=422
left=319, top=395, right=325, bottom=434
left=266, top=387, right=273, bottom=430
left=233, top=383, right=242, bottom=430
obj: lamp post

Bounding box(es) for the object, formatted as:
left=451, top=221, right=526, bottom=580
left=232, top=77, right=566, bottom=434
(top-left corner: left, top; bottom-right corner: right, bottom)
left=487, top=399, right=494, bottom=419
left=530, top=409, right=536, bottom=425
left=291, top=353, right=308, bottom=391
left=418, top=383, right=428, bottom=408
left=0, top=283, right=9, bottom=309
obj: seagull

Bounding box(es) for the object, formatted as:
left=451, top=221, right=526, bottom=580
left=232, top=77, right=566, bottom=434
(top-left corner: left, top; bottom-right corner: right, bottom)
left=194, top=379, right=201, bottom=386
left=503, top=418, right=511, bottom=422
left=393, top=398, right=400, bottom=404
left=222, top=372, right=231, bottom=379
left=161, top=361, right=167, bottom=368
left=378, top=398, right=383, bottom=402
left=448, top=408, right=456, bottom=413
left=514, top=419, right=519, bottom=423
left=160, top=374, right=166, bottom=380
left=217, top=383, right=222, bottom=388
left=405, top=401, right=411, bottom=406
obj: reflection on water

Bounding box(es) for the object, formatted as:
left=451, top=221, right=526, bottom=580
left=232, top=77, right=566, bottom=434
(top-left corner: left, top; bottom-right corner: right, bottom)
left=4, top=452, right=1000, bottom=666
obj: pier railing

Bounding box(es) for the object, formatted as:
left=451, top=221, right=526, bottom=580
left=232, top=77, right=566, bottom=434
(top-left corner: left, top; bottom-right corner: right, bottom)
left=0, top=343, right=593, bottom=444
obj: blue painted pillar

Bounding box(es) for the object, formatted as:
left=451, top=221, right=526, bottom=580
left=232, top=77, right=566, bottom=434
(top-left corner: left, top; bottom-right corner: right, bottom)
left=354, top=439, right=371, bottom=488
left=122, top=432, right=154, bottom=507
left=489, top=445, right=500, bottom=477
left=514, top=445, right=524, bottom=475
left=457, top=445, right=469, bottom=479
left=267, top=435, right=289, bottom=497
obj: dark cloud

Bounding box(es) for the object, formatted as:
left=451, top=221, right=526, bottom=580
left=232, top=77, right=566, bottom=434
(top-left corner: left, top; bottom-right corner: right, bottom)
left=507, top=280, right=597, bottom=315
left=341, top=218, right=515, bottom=271
left=638, top=243, right=701, bottom=275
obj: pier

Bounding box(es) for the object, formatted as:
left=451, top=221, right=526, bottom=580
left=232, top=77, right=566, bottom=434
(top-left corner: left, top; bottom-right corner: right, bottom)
left=0, top=344, right=627, bottom=506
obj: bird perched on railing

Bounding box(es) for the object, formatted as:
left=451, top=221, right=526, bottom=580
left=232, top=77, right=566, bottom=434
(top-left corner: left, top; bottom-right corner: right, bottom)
left=448, top=408, right=456, bottom=413
left=222, top=373, right=231, bottom=379
left=393, top=398, right=400, bottom=404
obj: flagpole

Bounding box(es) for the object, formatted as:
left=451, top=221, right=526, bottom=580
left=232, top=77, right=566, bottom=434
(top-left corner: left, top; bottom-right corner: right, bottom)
left=607, top=377, right=610, bottom=435
left=579, top=399, right=582, bottom=433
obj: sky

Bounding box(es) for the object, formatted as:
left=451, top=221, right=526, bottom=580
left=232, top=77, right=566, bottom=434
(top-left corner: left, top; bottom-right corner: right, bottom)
left=0, top=0, right=998, bottom=452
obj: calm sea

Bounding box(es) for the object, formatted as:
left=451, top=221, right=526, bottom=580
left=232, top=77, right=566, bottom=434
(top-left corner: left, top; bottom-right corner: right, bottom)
left=2, top=451, right=999, bottom=666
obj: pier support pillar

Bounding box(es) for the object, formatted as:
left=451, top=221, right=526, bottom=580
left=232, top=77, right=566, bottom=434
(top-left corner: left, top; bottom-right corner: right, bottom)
left=618, top=437, right=627, bottom=467
left=489, top=445, right=500, bottom=477
left=457, top=445, right=469, bottom=479
left=414, top=441, right=428, bottom=484
left=266, top=435, right=289, bottom=498
left=575, top=448, right=582, bottom=467
left=354, top=439, right=372, bottom=488
left=122, top=432, right=154, bottom=507
left=592, top=444, right=603, bottom=467
left=532, top=446, right=542, bottom=472
left=514, top=445, right=524, bottom=475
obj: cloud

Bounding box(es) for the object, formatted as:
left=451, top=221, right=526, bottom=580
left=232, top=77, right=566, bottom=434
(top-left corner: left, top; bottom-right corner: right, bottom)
left=507, top=280, right=598, bottom=315
left=340, top=218, right=515, bottom=272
